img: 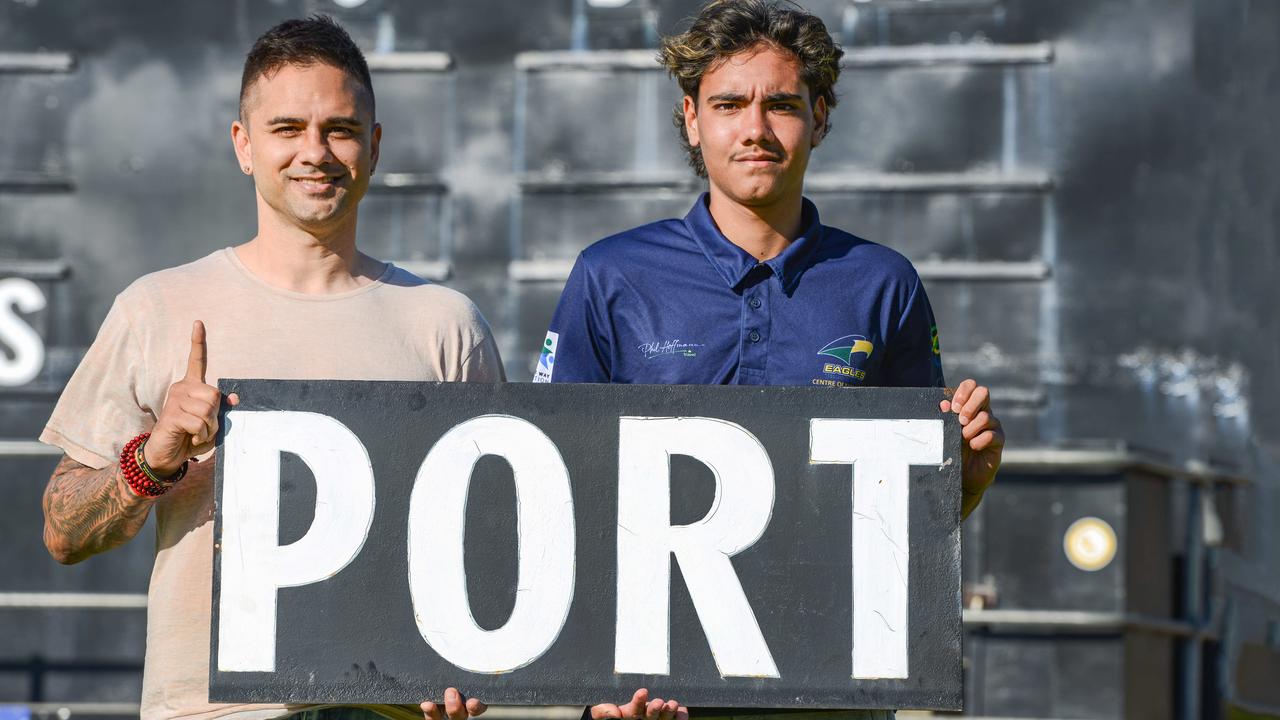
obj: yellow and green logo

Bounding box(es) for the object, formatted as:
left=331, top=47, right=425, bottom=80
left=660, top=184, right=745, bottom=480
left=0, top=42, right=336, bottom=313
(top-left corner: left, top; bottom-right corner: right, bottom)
left=818, top=334, right=875, bottom=365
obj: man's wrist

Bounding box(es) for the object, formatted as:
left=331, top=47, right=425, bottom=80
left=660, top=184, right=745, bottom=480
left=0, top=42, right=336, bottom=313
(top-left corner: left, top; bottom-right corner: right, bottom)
left=122, top=433, right=187, bottom=497
left=141, top=439, right=182, bottom=478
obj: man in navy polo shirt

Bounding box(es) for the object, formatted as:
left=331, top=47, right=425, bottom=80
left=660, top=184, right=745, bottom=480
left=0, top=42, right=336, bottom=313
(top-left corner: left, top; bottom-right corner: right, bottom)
left=536, top=0, right=1001, bottom=528
left=541, top=5, right=1003, bottom=716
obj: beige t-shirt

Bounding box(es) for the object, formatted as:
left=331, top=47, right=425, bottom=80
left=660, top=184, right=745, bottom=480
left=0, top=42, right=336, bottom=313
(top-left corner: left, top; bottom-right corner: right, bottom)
left=40, top=248, right=505, bottom=720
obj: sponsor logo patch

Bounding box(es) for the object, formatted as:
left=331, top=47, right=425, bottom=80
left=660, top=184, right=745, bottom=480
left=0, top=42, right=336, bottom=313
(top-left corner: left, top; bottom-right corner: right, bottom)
left=532, top=331, right=558, bottom=383
left=816, top=334, right=875, bottom=383
left=818, top=334, right=875, bottom=365
left=638, top=339, right=704, bottom=360
left=823, top=363, right=864, bottom=379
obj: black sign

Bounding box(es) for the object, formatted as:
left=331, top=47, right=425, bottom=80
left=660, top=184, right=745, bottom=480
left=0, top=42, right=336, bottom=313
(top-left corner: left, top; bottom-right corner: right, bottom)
left=211, top=380, right=962, bottom=711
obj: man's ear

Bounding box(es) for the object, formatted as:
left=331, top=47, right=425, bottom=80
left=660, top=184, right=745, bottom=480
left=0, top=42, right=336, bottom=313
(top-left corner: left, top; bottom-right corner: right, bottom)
left=231, top=119, right=252, bottom=175
left=370, top=122, right=382, bottom=175
left=683, top=95, right=700, bottom=148
left=811, top=95, right=828, bottom=149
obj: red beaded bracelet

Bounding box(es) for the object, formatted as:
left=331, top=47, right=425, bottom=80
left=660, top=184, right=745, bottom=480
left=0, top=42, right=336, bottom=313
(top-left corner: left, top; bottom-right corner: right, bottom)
left=120, top=432, right=187, bottom=498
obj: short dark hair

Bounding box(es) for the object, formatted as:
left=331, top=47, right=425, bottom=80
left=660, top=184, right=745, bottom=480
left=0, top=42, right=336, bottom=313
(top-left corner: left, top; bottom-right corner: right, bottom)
left=239, top=15, right=375, bottom=120
left=658, top=0, right=843, bottom=178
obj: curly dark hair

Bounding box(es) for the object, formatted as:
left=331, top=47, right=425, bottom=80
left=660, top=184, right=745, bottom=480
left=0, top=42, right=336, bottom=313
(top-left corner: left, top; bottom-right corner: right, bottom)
left=239, top=14, right=374, bottom=121
left=658, top=0, right=843, bottom=178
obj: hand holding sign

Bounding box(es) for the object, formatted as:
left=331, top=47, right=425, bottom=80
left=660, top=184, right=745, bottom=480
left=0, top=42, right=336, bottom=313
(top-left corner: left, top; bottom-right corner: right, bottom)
left=590, top=689, right=687, bottom=720
left=420, top=687, right=486, bottom=720
left=939, top=378, right=1003, bottom=515
left=143, top=320, right=239, bottom=476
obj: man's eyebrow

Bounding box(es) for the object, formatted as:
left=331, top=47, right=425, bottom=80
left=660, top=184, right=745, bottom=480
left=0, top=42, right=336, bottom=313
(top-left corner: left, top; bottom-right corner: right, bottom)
left=263, top=116, right=365, bottom=127
left=705, top=92, right=805, bottom=104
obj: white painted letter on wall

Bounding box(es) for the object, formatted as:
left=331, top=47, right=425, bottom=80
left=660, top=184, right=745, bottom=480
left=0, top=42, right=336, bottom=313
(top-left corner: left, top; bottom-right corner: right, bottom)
left=218, top=411, right=376, bottom=672
left=809, top=418, right=943, bottom=679
left=615, top=417, right=779, bottom=678
left=408, top=415, right=576, bottom=674
left=0, top=278, right=46, bottom=387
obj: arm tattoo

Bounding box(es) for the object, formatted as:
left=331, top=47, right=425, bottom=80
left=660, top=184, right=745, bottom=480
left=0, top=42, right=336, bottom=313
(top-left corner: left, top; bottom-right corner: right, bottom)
left=42, top=454, right=155, bottom=564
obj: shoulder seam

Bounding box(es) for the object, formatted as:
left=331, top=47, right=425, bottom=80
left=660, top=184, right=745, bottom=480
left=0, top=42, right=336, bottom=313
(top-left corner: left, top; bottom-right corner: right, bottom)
left=114, top=291, right=151, bottom=412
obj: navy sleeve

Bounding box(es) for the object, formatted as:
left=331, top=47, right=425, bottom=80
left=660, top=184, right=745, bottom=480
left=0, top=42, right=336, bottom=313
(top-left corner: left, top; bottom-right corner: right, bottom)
left=883, top=274, right=946, bottom=388
left=534, top=254, right=612, bottom=383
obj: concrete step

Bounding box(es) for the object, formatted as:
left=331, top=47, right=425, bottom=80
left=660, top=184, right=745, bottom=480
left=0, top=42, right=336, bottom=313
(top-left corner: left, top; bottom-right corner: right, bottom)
left=807, top=171, right=1051, bottom=193
left=391, top=259, right=452, bottom=282
left=515, top=49, right=658, bottom=71
left=843, top=41, right=1053, bottom=68
left=0, top=53, right=76, bottom=73
left=0, top=260, right=70, bottom=282
left=839, top=0, right=1022, bottom=47
left=0, top=174, right=73, bottom=194
left=518, top=170, right=698, bottom=194
left=369, top=173, right=448, bottom=194
left=366, top=52, right=453, bottom=72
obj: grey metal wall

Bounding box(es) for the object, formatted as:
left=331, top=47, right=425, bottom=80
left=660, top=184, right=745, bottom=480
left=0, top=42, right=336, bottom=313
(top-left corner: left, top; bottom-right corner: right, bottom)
left=1, top=0, right=1278, bottom=717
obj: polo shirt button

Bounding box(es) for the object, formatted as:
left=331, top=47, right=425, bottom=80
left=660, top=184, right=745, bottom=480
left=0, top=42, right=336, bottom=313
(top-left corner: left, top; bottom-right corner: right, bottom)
left=749, top=330, right=761, bottom=343
left=749, top=297, right=762, bottom=309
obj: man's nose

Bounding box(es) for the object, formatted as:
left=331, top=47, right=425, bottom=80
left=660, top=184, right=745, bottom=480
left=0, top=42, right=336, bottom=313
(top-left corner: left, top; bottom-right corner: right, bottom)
left=298, top=127, right=334, bottom=164
left=741, top=104, right=775, bottom=144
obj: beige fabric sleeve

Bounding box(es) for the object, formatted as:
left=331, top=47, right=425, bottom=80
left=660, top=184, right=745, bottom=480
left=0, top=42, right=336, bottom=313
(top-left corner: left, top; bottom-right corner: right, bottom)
left=458, top=318, right=507, bottom=383
left=39, top=291, right=155, bottom=469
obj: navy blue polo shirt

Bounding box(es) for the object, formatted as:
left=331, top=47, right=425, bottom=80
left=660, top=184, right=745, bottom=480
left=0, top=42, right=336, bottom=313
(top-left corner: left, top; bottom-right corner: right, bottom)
left=534, top=194, right=944, bottom=388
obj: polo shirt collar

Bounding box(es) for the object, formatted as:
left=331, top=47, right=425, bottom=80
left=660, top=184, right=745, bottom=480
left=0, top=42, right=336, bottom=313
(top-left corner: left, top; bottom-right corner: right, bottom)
left=683, top=192, right=824, bottom=292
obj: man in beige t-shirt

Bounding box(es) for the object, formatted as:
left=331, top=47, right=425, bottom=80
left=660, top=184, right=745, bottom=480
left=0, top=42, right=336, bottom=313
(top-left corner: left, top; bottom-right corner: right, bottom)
left=38, top=15, right=506, bottom=720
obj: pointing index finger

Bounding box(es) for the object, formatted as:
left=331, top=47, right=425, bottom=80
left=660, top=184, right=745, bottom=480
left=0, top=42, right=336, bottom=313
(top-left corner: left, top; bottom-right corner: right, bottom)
left=187, top=320, right=207, bottom=383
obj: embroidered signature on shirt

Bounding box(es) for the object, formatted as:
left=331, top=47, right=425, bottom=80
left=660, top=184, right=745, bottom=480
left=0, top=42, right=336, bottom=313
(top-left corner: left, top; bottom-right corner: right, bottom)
left=638, top=339, right=704, bottom=359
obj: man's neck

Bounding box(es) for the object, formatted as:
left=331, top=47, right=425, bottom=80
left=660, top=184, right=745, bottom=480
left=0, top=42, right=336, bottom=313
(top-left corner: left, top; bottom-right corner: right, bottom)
left=235, top=206, right=382, bottom=294
left=707, top=189, right=804, bottom=262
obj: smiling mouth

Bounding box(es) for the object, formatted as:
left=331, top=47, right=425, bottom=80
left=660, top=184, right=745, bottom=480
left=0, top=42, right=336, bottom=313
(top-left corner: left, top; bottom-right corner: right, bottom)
left=290, top=176, right=343, bottom=192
